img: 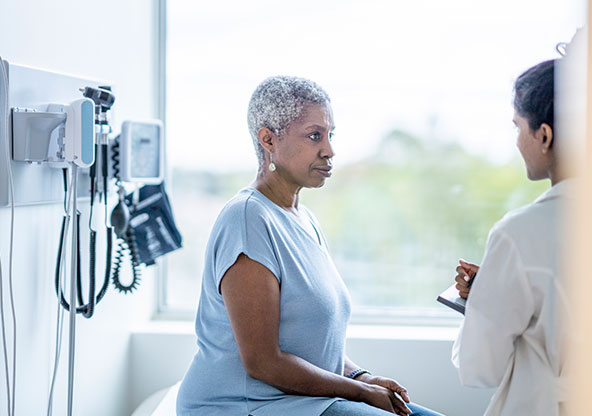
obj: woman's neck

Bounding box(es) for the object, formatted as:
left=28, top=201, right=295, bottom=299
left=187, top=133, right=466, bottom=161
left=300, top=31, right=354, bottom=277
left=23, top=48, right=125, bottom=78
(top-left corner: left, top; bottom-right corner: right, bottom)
left=253, top=171, right=301, bottom=211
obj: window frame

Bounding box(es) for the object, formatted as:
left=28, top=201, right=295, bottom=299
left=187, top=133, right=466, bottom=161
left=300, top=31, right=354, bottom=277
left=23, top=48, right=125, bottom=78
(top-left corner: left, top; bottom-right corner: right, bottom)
left=154, top=0, right=487, bottom=328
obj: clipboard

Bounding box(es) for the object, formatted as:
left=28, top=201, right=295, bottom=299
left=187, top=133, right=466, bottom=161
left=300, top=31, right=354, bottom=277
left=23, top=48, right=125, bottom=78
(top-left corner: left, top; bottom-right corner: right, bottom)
left=437, top=284, right=466, bottom=315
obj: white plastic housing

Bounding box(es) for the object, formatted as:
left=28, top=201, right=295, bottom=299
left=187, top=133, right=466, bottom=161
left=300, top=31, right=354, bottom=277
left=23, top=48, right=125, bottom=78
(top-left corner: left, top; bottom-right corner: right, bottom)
left=64, top=98, right=95, bottom=167
left=119, top=119, right=164, bottom=184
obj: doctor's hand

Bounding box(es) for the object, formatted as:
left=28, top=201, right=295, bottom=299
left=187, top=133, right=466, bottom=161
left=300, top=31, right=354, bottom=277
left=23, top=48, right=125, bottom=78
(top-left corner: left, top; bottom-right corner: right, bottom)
left=357, top=374, right=412, bottom=415
left=455, top=259, right=479, bottom=299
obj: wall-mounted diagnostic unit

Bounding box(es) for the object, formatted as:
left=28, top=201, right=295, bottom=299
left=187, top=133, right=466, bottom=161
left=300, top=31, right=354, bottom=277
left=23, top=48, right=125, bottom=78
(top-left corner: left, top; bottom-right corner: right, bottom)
left=0, top=62, right=104, bottom=206
left=119, top=119, right=164, bottom=184
left=0, top=58, right=181, bottom=416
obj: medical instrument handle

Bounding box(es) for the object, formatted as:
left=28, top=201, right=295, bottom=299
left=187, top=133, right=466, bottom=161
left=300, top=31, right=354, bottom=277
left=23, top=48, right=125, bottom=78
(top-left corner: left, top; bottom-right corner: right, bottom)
left=64, top=99, right=95, bottom=168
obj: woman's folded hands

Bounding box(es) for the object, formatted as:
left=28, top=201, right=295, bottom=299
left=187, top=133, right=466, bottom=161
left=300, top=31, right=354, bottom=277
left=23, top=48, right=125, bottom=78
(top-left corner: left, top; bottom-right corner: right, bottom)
left=357, top=373, right=412, bottom=415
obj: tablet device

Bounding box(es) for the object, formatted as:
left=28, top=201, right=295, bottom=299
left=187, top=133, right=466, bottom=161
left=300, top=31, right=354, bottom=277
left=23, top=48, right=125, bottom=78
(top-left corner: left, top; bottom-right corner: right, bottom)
left=437, top=284, right=466, bottom=315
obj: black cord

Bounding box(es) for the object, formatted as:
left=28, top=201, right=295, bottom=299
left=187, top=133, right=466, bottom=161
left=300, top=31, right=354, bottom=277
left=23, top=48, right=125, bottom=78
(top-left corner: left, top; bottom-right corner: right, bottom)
left=101, top=144, right=109, bottom=190
left=75, top=212, right=84, bottom=307
left=54, top=163, right=111, bottom=318
left=99, top=228, right=113, bottom=300
left=83, top=231, right=96, bottom=319
left=102, top=144, right=109, bottom=221
left=88, top=144, right=98, bottom=230
left=62, top=168, right=68, bottom=214
left=54, top=212, right=87, bottom=315
left=99, top=142, right=113, bottom=301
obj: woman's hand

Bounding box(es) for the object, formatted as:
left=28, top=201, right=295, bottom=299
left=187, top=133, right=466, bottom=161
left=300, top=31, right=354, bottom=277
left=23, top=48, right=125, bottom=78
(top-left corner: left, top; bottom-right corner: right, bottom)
left=358, top=374, right=411, bottom=415
left=455, top=259, right=479, bottom=299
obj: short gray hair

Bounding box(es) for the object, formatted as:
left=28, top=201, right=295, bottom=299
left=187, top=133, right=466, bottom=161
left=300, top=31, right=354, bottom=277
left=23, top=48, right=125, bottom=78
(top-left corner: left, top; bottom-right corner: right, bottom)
left=247, top=76, right=331, bottom=166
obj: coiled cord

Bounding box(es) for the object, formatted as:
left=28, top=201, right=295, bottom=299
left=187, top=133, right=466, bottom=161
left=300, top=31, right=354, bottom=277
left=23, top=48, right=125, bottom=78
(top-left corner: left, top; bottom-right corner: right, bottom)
left=111, top=137, right=120, bottom=184
left=111, top=227, right=142, bottom=294
left=110, top=133, right=141, bottom=293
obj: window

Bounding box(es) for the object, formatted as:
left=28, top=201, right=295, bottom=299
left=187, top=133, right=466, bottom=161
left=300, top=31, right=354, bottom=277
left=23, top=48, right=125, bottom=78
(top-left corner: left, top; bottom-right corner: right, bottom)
left=162, top=0, right=583, bottom=320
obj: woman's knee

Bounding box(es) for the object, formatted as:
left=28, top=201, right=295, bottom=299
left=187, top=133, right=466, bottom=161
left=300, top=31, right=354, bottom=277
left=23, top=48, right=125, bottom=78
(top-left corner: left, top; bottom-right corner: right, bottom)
left=407, top=402, right=445, bottom=416
left=321, top=400, right=396, bottom=416
left=321, top=400, right=445, bottom=416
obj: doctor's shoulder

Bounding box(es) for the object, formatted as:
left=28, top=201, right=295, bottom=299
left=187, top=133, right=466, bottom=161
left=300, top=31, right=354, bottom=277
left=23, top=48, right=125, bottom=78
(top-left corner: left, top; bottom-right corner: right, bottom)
left=489, top=196, right=557, bottom=248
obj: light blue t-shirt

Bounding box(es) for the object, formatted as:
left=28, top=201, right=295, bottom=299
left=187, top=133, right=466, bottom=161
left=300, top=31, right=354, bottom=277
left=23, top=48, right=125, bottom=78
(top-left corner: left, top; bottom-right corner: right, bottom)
left=177, top=187, right=352, bottom=416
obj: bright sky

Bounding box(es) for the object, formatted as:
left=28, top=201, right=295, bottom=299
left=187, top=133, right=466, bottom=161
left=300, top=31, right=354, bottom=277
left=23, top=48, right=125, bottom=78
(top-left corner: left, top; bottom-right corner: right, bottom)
left=166, top=0, right=585, bottom=172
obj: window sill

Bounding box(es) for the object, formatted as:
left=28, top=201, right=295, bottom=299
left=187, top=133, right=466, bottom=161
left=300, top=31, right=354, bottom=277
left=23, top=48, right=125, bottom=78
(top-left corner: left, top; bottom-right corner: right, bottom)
left=154, top=305, right=463, bottom=328
left=133, top=320, right=460, bottom=342
left=346, top=324, right=459, bottom=341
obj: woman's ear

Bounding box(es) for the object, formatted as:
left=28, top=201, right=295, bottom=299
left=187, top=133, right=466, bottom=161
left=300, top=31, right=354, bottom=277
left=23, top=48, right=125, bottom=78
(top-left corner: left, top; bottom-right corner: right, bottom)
left=537, top=123, right=554, bottom=153
left=257, top=127, right=275, bottom=153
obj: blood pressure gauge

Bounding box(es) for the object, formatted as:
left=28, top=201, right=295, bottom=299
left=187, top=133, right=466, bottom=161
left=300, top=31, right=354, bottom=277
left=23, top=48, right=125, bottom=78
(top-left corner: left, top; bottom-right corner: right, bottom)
left=119, top=120, right=164, bottom=184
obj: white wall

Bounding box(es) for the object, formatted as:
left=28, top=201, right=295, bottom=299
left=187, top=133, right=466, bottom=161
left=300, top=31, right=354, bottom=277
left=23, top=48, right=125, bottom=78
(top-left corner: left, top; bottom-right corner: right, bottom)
left=345, top=328, right=495, bottom=415
left=0, top=1, right=159, bottom=414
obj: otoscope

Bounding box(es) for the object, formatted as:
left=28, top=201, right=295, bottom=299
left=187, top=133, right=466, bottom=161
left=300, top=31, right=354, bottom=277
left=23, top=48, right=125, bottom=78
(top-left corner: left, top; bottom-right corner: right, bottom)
left=81, top=86, right=115, bottom=206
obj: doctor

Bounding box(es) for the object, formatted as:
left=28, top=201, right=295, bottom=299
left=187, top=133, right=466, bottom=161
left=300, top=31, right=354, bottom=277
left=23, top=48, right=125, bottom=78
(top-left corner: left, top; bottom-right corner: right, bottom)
left=451, top=57, right=573, bottom=415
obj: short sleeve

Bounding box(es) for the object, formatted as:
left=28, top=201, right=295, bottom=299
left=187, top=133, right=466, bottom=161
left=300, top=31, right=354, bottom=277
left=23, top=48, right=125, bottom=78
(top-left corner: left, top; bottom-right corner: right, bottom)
left=210, top=195, right=282, bottom=294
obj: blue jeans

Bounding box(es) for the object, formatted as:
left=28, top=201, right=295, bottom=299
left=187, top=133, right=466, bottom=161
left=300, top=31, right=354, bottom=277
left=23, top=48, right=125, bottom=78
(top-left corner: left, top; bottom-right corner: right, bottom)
left=321, top=400, right=444, bottom=416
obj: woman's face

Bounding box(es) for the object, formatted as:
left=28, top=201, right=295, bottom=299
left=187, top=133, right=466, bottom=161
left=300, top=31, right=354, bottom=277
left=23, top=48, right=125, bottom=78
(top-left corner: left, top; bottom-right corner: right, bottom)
left=513, top=111, right=550, bottom=181
left=273, top=103, right=336, bottom=188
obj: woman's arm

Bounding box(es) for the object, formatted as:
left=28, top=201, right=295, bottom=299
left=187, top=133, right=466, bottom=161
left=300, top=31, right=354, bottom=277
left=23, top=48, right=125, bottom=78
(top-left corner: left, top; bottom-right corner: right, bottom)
left=221, top=254, right=410, bottom=415
left=343, top=356, right=410, bottom=406
left=343, top=356, right=362, bottom=379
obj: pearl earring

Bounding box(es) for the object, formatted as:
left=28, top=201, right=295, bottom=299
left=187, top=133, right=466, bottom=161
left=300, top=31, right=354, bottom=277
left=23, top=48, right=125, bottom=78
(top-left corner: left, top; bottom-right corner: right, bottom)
left=269, top=153, right=276, bottom=171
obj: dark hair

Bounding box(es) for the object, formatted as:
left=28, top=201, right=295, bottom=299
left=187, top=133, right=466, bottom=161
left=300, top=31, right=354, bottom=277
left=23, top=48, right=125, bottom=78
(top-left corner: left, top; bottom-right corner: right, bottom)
left=513, top=59, right=555, bottom=133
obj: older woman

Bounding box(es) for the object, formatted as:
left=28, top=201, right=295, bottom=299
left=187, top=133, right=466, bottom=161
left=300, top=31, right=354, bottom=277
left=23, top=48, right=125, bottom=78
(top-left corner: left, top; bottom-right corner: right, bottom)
left=452, top=58, right=573, bottom=415
left=177, top=76, right=442, bottom=416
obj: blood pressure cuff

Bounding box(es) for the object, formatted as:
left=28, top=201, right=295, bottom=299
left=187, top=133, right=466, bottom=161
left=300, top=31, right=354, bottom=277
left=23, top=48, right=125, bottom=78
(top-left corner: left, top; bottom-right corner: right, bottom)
left=125, top=182, right=182, bottom=266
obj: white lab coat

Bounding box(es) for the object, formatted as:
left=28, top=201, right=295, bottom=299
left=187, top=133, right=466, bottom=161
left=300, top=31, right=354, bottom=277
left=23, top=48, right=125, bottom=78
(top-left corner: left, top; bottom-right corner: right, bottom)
left=452, top=179, right=573, bottom=416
